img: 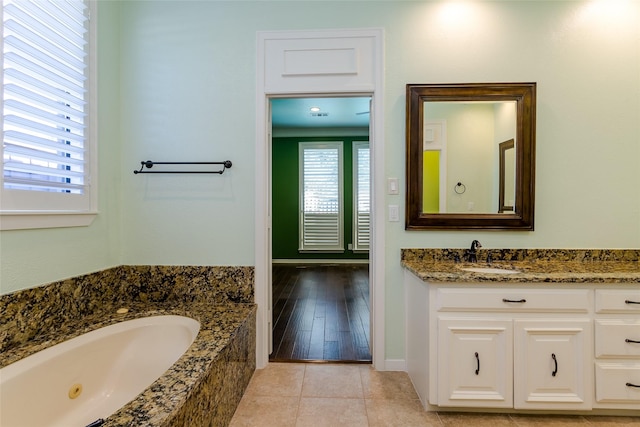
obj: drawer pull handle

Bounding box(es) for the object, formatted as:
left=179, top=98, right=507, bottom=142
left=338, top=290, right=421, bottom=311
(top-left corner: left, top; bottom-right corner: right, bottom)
left=551, top=353, right=558, bottom=377
left=626, top=382, right=640, bottom=388
left=502, top=298, right=526, bottom=303
left=625, top=339, right=640, bottom=344
left=475, top=352, right=480, bottom=375
left=625, top=300, right=640, bottom=305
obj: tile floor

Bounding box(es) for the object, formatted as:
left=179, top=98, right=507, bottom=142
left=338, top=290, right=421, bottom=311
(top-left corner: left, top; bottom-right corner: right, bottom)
left=229, top=363, right=640, bottom=427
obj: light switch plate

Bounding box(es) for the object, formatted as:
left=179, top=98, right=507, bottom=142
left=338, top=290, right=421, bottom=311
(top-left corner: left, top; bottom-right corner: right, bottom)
left=389, top=205, right=399, bottom=222
left=388, top=178, right=399, bottom=195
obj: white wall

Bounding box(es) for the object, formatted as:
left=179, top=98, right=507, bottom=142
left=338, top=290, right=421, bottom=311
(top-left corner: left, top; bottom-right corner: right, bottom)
left=2, top=1, right=639, bottom=361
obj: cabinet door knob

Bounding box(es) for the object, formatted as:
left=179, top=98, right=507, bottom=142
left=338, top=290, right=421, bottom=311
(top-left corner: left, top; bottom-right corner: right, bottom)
left=625, top=300, right=640, bottom=305
left=625, top=339, right=640, bottom=344
left=475, top=352, right=480, bottom=375
left=626, top=382, right=640, bottom=388
left=551, top=353, right=558, bottom=377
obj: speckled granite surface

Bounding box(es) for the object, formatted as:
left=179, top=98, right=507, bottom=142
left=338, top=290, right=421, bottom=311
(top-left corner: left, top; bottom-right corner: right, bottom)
left=401, top=249, right=640, bottom=283
left=0, top=266, right=256, bottom=427
left=1, top=265, right=254, bottom=353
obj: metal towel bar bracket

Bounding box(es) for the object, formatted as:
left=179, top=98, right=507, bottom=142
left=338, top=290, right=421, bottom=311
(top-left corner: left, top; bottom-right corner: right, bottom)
left=133, top=160, right=232, bottom=175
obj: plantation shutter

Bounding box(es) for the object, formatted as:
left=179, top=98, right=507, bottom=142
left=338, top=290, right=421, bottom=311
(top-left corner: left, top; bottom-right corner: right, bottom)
left=299, top=142, right=344, bottom=252
left=2, top=0, right=88, bottom=195
left=353, top=142, right=370, bottom=251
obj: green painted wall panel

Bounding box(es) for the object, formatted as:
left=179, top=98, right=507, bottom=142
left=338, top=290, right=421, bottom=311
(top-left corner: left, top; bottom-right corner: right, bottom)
left=272, top=136, right=368, bottom=260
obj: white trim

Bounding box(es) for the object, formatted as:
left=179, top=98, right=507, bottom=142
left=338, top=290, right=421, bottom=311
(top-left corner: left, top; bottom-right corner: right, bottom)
left=255, top=49, right=270, bottom=369
left=87, top=0, right=99, bottom=221
left=369, top=34, right=386, bottom=370
left=384, top=359, right=407, bottom=372
left=0, top=211, right=97, bottom=230
left=256, top=28, right=385, bottom=370
left=273, top=259, right=369, bottom=265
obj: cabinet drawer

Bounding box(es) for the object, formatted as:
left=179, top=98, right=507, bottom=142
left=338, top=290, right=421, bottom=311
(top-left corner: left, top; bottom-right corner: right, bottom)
left=595, top=362, right=640, bottom=403
left=596, top=289, right=640, bottom=313
left=436, top=288, right=590, bottom=313
left=595, top=319, right=640, bottom=358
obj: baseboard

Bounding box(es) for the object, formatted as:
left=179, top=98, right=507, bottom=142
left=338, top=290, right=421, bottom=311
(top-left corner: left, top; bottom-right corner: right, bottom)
left=383, top=359, right=406, bottom=371
left=272, top=259, right=370, bottom=265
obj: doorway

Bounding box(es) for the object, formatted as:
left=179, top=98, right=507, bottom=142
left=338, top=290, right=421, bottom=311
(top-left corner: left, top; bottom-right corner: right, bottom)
left=270, top=96, right=371, bottom=362
left=255, top=28, right=385, bottom=370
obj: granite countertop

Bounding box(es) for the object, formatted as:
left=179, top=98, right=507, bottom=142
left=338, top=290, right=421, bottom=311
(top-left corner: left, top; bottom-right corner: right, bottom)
left=401, top=249, right=640, bottom=284
left=1, top=300, right=256, bottom=427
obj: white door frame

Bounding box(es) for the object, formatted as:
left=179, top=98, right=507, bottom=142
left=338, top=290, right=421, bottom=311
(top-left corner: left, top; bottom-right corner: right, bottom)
left=255, top=28, right=385, bottom=370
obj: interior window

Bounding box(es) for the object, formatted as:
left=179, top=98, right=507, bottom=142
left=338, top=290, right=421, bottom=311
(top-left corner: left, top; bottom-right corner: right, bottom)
left=299, top=141, right=344, bottom=252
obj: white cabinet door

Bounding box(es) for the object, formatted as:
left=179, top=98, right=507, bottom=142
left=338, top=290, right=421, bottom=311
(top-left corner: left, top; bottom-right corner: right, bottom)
left=514, top=320, right=592, bottom=410
left=438, top=318, right=513, bottom=408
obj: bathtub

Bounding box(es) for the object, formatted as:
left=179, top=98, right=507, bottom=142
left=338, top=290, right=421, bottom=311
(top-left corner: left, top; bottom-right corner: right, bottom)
left=0, top=315, right=200, bottom=427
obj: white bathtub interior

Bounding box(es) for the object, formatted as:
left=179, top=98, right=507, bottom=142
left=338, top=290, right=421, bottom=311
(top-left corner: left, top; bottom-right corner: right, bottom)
left=0, top=315, right=200, bottom=427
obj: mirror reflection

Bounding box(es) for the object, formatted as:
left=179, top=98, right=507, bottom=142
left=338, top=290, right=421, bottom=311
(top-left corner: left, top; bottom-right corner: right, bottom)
left=422, top=101, right=516, bottom=214
left=499, top=139, right=515, bottom=213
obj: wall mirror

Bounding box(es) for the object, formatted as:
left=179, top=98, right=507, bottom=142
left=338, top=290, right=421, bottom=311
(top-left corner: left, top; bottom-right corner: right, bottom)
left=405, top=83, right=536, bottom=230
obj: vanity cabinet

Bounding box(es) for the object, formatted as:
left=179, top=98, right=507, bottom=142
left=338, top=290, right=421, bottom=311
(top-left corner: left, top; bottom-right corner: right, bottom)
left=438, top=318, right=592, bottom=409
left=402, top=248, right=640, bottom=415
left=405, top=271, right=600, bottom=413
left=593, top=289, right=640, bottom=409
left=430, top=285, right=592, bottom=410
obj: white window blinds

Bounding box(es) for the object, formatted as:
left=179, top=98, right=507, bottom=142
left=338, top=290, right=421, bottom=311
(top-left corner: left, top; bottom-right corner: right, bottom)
left=2, top=0, right=90, bottom=210
left=299, top=142, right=344, bottom=252
left=353, top=142, right=370, bottom=251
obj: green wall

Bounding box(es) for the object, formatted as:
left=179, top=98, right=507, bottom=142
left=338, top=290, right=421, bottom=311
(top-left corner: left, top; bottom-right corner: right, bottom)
left=272, top=136, right=369, bottom=261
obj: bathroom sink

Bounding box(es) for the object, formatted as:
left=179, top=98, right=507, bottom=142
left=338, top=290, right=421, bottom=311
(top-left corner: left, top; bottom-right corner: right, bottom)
left=461, top=267, right=521, bottom=274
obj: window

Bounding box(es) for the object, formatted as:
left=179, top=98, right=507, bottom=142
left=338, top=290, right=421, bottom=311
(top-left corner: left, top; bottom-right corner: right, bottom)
left=353, top=141, right=370, bottom=251
left=1, top=0, right=96, bottom=230
left=299, top=141, right=344, bottom=252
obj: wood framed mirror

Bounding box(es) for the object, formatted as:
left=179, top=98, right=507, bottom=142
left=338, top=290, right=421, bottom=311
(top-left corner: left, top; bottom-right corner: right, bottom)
left=406, top=83, right=536, bottom=230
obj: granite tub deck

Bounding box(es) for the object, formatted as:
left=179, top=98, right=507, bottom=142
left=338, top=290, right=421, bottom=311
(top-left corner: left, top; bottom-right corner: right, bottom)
left=401, top=249, right=640, bottom=283
left=0, top=265, right=257, bottom=427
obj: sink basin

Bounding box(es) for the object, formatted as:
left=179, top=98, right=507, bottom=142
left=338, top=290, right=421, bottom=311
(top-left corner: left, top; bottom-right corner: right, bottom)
left=461, top=267, right=521, bottom=274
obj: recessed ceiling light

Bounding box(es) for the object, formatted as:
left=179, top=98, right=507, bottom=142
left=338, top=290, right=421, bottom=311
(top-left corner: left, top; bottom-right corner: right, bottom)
left=309, top=106, right=321, bottom=112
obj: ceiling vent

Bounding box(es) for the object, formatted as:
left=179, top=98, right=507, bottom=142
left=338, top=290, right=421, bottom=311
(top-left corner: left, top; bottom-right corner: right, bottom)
left=310, top=112, right=329, bottom=117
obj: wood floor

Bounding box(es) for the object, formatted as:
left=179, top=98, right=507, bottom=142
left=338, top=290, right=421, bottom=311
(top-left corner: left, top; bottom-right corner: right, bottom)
left=270, top=264, right=372, bottom=363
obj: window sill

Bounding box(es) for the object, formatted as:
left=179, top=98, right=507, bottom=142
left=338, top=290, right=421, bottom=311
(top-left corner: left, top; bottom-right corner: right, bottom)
left=0, top=211, right=98, bottom=231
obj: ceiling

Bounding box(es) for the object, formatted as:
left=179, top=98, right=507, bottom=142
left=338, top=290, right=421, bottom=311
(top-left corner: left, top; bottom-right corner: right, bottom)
left=271, top=97, right=371, bottom=128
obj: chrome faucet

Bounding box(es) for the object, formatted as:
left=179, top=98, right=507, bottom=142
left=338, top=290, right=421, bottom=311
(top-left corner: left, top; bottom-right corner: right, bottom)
left=465, top=240, right=482, bottom=262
